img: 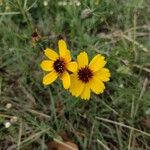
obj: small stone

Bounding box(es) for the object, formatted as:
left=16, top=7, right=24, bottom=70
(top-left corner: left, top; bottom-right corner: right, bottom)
left=10, top=116, right=18, bottom=123
left=58, top=1, right=63, bottom=6
left=4, top=122, right=11, bottom=128
left=6, top=103, right=12, bottom=109
left=76, top=1, right=81, bottom=6
left=119, top=84, right=124, bottom=88
left=62, top=1, right=67, bottom=6
left=43, top=1, right=48, bottom=6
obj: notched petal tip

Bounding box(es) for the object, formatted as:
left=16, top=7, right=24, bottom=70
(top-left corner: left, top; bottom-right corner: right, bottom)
left=77, top=51, right=88, bottom=68
left=69, top=74, right=85, bottom=97
left=58, top=39, right=67, bottom=51
left=94, top=68, right=111, bottom=82
left=58, top=40, right=71, bottom=62
left=89, top=54, right=107, bottom=72
left=80, top=84, right=91, bottom=100
left=58, top=39, right=66, bottom=43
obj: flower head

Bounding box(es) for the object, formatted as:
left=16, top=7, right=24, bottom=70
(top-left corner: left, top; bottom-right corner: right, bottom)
left=69, top=52, right=111, bottom=100
left=40, top=40, right=77, bottom=89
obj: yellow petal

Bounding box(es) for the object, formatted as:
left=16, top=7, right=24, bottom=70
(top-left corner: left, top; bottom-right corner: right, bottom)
left=40, top=60, right=54, bottom=71
left=58, top=40, right=71, bottom=62
left=58, top=39, right=67, bottom=54
left=94, top=68, right=111, bottom=82
left=44, top=48, right=59, bottom=60
left=89, top=54, right=106, bottom=72
left=63, top=49, right=71, bottom=63
left=69, top=74, right=84, bottom=97
left=66, top=61, right=78, bottom=73
left=90, top=77, right=105, bottom=94
left=77, top=52, right=88, bottom=68
left=43, top=71, right=58, bottom=85
left=80, top=83, right=91, bottom=100
left=61, top=71, right=70, bottom=89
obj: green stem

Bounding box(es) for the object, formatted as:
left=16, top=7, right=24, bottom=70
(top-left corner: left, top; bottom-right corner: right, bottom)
left=16, top=0, right=32, bottom=29
left=48, top=87, right=58, bottom=125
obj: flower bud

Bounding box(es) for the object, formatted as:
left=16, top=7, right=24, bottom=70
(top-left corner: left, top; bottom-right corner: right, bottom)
left=10, top=116, right=18, bottom=123
left=5, top=103, right=12, bottom=109
left=81, top=9, right=93, bottom=19
left=4, top=121, right=11, bottom=128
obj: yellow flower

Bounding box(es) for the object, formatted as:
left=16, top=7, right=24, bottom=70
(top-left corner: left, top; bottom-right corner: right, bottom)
left=69, top=52, right=111, bottom=100
left=40, top=40, right=77, bottom=89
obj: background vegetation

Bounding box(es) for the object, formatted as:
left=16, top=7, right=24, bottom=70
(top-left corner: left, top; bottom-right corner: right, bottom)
left=0, top=0, right=150, bottom=149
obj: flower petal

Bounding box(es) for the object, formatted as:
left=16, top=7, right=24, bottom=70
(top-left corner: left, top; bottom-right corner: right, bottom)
left=40, top=60, right=54, bottom=71
left=58, top=39, right=67, bottom=54
left=80, top=83, right=91, bottom=100
left=94, top=68, right=111, bottom=82
left=90, top=77, right=105, bottom=94
left=64, top=50, right=71, bottom=63
left=61, top=71, right=70, bottom=89
left=43, top=71, right=58, bottom=85
left=89, top=54, right=106, bottom=72
left=77, top=52, right=88, bottom=68
left=69, top=74, right=84, bottom=97
left=58, top=40, right=71, bottom=62
left=44, top=48, right=58, bottom=60
left=66, top=61, right=77, bottom=73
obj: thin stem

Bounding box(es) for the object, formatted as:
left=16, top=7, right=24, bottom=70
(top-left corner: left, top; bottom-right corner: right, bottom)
left=97, top=139, right=110, bottom=150
left=48, top=87, right=58, bottom=125
left=96, top=116, right=150, bottom=137
left=16, top=0, right=32, bottom=29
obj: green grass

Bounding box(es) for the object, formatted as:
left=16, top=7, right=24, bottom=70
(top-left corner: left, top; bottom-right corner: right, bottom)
left=0, top=0, right=150, bottom=149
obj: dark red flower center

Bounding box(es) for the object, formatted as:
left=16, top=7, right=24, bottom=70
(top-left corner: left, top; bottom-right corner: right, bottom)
left=78, top=66, right=93, bottom=83
left=53, top=58, right=66, bottom=74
